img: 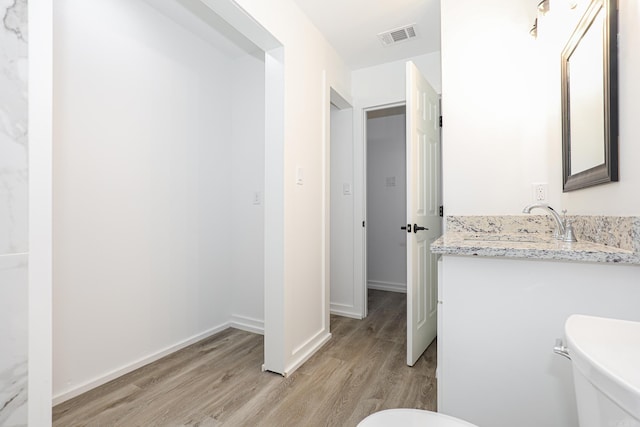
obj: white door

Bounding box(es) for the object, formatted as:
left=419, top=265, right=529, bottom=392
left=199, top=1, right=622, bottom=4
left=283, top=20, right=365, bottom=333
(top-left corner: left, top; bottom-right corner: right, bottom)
left=406, top=61, right=442, bottom=366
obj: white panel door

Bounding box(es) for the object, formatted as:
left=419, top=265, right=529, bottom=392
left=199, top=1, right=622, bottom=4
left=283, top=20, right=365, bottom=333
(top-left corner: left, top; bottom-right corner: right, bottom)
left=406, top=61, right=441, bottom=366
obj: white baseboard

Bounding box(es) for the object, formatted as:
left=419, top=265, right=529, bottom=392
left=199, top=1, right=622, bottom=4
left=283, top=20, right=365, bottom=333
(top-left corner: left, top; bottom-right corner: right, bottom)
left=229, top=314, right=264, bottom=335
left=367, top=280, right=407, bottom=294
left=52, top=322, right=230, bottom=406
left=284, top=330, right=332, bottom=376
left=330, top=304, right=363, bottom=319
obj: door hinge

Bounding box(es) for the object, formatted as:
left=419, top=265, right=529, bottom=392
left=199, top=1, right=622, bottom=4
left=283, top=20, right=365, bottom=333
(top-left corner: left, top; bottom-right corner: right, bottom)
left=439, top=116, right=443, bottom=128
left=439, top=205, right=444, bottom=217
left=362, top=220, right=365, bottom=228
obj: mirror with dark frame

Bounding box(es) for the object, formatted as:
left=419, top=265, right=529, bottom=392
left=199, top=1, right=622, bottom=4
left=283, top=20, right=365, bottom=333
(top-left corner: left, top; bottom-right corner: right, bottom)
left=561, top=0, right=618, bottom=192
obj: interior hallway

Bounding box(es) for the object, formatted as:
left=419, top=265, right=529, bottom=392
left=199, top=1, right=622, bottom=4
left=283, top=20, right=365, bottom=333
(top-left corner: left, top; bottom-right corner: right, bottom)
left=52, top=290, right=436, bottom=426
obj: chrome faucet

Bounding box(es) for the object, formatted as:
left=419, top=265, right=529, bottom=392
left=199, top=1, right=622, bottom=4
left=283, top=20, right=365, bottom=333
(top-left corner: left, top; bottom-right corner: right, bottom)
left=522, top=203, right=567, bottom=240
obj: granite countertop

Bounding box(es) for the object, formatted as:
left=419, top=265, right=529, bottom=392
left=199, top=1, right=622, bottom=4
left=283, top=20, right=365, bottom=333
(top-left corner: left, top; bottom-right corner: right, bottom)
left=431, top=216, right=640, bottom=265
left=431, top=232, right=640, bottom=264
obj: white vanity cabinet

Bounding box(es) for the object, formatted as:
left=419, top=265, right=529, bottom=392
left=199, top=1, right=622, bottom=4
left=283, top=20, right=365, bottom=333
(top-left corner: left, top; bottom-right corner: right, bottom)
left=436, top=255, right=640, bottom=427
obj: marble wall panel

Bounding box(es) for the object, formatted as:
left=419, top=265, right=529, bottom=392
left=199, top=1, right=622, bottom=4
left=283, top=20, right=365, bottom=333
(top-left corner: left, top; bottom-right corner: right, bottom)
left=0, top=0, right=28, bottom=255
left=0, top=254, right=28, bottom=426
left=0, top=1, right=28, bottom=425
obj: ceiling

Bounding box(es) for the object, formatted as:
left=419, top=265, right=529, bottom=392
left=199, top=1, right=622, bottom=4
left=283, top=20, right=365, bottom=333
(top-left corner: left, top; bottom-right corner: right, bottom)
left=293, top=0, right=441, bottom=70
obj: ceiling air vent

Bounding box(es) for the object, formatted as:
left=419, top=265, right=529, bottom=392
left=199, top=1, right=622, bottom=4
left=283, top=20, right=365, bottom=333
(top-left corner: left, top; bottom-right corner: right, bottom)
left=377, top=24, right=418, bottom=47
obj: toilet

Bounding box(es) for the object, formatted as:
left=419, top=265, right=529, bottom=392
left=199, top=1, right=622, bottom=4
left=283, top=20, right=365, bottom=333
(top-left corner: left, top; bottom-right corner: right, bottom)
left=565, top=314, right=640, bottom=427
left=357, top=408, right=477, bottom=427
left=359, top=314, right=640, bottom=427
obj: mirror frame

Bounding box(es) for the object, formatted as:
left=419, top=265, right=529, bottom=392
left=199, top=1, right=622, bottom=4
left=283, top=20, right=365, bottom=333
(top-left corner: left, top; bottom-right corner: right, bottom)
left=561, top=0, right=618, bottom=192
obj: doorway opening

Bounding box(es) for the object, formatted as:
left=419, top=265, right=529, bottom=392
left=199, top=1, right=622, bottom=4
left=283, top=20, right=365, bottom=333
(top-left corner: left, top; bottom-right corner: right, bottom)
left=329, top=89, right=354, bottom=319
left=360, top=103, right=409, bottom=352
left=365, top=105, right=408, bottom=300
left=358, top=62, right=442, bottom=367
left=50, top=0, right=285, bottom=405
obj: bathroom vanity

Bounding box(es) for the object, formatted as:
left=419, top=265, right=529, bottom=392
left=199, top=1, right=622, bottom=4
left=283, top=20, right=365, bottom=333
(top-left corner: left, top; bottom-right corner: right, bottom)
left=432, top=216, right=640, bottom=427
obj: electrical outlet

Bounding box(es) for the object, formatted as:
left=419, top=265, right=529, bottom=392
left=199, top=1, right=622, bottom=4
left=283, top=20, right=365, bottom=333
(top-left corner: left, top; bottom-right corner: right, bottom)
left=532, top=183, right=548, bottom=203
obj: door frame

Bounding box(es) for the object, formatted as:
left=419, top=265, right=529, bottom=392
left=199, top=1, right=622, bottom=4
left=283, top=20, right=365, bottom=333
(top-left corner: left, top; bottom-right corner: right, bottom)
left=360, top=101, right=407, bottom=317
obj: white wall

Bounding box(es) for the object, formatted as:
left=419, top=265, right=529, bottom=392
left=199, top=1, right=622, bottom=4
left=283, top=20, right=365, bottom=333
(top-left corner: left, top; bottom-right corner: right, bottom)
left=232, top=0, right=351, bottom=374
left=440, top=0, right=548, bottom=216
left=330, top=105, right=356, bottom=317
left=366, top=112, right=407, bottom=292
left=441, top=0, right=640, bottom=217
left=230, top=53, right=266, bottom=332
left=52, top=0, right=266, bottom=402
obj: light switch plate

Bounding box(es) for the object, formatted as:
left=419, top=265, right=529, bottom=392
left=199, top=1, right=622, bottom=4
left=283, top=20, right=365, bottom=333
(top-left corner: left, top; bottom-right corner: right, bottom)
left=296, top=167, right=304, bottom=185
left=253, top=191, right=262, bottom=205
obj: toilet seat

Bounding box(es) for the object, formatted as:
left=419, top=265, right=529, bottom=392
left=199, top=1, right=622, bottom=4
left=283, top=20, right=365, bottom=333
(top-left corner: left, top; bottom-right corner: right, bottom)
left=357, top=409, right=478, bottom=427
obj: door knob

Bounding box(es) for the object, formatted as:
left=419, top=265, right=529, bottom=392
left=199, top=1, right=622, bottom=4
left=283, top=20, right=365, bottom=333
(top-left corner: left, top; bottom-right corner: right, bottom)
left=413, top=224, right=428, bottom=233
left=401, top=224, right=412, bottom=233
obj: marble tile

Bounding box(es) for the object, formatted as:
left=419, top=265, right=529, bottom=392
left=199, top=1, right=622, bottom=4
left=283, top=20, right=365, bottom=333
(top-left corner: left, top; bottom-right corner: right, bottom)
left=0, top=254, right=28, bottom=427
left=0, top=0, right=28, bottom=255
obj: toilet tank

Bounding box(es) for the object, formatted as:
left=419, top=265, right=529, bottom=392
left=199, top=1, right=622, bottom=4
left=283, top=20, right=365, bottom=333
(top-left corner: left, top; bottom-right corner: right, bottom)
left=565, top=315, right=640, bottom=427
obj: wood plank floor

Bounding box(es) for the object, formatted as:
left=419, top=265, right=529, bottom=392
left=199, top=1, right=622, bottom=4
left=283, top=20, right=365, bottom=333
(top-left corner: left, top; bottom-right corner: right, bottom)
left=53, top=290, right=437, bottom=426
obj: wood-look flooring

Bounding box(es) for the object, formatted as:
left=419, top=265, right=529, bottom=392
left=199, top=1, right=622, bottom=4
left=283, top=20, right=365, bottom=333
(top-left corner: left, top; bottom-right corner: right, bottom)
left=53, top=290, right=437, bottom=426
